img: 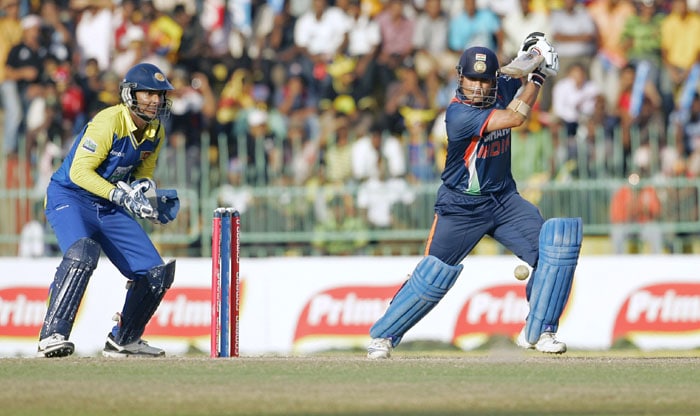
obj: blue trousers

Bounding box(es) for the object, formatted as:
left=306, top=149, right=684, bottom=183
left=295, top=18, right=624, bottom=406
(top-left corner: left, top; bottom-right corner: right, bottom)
left=45, top=182, right=162, bottom=280
left=427, top=184, right=543, bottom=267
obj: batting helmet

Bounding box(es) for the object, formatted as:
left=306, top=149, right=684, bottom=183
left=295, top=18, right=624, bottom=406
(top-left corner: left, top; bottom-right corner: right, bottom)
left=455, top=46, right=499, bottom=108
left=120, top=63, right=174, bottom=121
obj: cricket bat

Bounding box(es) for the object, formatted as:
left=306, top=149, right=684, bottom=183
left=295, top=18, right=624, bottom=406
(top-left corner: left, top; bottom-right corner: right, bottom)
left=500, top=50, right=545, bottom=78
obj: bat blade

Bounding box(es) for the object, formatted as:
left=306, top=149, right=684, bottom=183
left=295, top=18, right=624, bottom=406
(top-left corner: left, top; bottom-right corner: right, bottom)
left=500, top=52, right=545, bottom=78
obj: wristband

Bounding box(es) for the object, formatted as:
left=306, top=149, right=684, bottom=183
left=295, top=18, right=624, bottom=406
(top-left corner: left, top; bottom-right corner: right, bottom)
left=507, top=98, right=531, bottom=118
left=528, top=70, right=546, bottom=87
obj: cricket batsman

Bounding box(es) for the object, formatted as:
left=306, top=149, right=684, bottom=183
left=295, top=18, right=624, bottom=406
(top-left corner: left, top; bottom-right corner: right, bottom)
left=37, top=63, right=180, bottom=358
left=367, top=33, right=583, bottom=358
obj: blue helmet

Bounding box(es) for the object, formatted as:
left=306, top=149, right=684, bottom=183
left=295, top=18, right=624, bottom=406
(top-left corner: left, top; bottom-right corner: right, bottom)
left=455, top=46, right=499, bottom=108
left=120, top=63, right=174, bottom=121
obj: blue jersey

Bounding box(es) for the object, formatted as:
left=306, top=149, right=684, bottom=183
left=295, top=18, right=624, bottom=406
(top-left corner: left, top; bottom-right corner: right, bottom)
left=441, top=76, right=522, bottom=195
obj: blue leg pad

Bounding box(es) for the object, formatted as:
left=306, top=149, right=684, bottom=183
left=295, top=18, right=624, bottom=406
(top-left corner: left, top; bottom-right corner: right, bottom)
left=525, top=218, right=583, bottom=344
left=113, top=260, right=176, bottom=345
left=40, top=238, right=101, bottom=339
left=370, top=256, right=463, bottom=347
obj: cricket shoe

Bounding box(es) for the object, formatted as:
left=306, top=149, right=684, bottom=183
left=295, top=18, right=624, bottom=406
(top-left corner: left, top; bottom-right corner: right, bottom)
left=102, top=333, right=165, bottom=358
left=367, top=338, right=393, bottom=359
left=516, top=328, right=567, bottom=354
left=37, top=333, right=75, bottom=358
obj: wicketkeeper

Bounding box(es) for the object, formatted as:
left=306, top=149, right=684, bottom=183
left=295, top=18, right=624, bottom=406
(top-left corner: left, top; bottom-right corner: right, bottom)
left=367, top=33, right=583, bottom=358
left=37, top=63, right=180, bottom=358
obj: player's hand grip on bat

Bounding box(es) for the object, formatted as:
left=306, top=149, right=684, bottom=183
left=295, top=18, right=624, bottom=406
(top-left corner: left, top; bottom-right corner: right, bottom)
left=518, top=32, right=559, bottom=78
left=110, top=179, right=157, bottom=221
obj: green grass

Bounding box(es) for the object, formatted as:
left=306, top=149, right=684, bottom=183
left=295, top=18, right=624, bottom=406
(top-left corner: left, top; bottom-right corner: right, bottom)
left=2, top=350, right=699, bottom=416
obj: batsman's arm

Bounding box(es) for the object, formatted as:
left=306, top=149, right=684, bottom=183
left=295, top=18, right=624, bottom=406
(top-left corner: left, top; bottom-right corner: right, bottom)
left=485, top=80, right=542, bottom=132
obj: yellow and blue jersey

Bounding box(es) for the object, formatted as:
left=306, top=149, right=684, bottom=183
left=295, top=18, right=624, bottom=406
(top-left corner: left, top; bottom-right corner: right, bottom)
left=51, top=103, right=165, bottom=202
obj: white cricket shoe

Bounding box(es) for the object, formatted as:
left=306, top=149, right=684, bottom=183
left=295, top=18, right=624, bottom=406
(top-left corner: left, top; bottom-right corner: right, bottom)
left=37, top=333, right=75, bottom=358
left=102, top=333, right=165, bottom=358
left=515, top=328, right=535, bottom=350
left=516, top=329, right=567, bottom=354
left=534, top=332, right=567, bottom=354
left=367, top=338, right=393, bottom=359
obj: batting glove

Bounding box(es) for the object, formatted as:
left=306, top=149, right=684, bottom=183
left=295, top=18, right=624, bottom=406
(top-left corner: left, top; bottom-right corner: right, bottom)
left=518, top=32, right=559, bottom=77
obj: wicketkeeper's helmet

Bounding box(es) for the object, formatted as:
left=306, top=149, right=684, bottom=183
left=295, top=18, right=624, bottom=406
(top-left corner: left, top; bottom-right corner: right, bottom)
left=120, top=63, right=174, bottom=121
left=455, top=46, right=499, bottom=108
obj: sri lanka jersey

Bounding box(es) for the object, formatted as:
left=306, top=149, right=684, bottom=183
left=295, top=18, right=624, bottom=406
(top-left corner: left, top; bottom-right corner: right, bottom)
left=50, top=104, right=165, bottom=202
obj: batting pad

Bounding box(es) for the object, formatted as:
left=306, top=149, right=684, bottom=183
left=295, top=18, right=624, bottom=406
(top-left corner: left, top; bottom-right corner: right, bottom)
left=40, top=238, right=101, bottom=339
left=114, top=260, right=176, bottom=345
left=370, top=256, right=463, bottom=347
left=524, top=218, right=583, bottom=344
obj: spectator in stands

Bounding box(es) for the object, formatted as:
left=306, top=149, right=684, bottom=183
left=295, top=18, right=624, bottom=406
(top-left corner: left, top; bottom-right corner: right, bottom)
left=615, top=63, right=665, bottom=175
left=147, top=2, right=183, bottom=65
left=344, top=0, right=381, bottom=109
left=660, top=0, right=700, bottom=124
left=447, top=0, right=502, bottom=54
left=95, top=70, right=121, bottom=113
left=4, top=14, right=48, bottom=157
left=412, top=0, right=452, bottom=109
left=38, top=0, right=73, bottom=65
left=215, top=67, right=255, bottom=152
left=113, top=0, right=141, bottom=54
left=357, top=155, right=415, bottom=229
left=240, top=108, right=277, bottom=186
left=72, top=0, right=113, bottom=72
left=548, top=0, right=598, bottom=113
left=166, top=67, right=215, bottom=187
left=551, top=62, right=602, bottom=177
left=293, top=0, right=350, bottom=101
left=112, top=26, right=148, bottom=78
left=274, top=64, right=320, bottom=140
left=323, top=114, right=355, bottom=185
left=609, top=153, right=663, bottom=254
left=173, top=3, right=208, bottom=75
left=383, top=61, right=430, bottom=134
left=501, top=0, right=550, bottom=62
left=620, top=0, right=663, bottom=91
left=374, top=0, right=415, bottom=102
left=0, top=0, right=23, bottom=156
left=267, top=0, right=300, bottom=76
left=672, top=92, right=700, bottom=157
left=404, top=109, right=438, bottom=183
left=351, top=120, right=384, bottom=183
left=587, top=0, right=636, bottom=111
left=312, top=192, right=368, bottom=255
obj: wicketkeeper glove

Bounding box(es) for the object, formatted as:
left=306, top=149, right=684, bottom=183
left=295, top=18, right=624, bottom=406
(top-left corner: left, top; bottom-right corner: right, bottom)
left=110, top=180, right=158, bottom=221
left=518, top=32, right=559, bottom=78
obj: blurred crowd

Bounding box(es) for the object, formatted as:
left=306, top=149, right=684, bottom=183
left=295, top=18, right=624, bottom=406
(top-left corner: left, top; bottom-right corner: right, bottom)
left=2, top=0, right=700, bottom=255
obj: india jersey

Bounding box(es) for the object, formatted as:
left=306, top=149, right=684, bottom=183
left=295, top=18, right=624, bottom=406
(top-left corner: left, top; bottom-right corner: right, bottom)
left=50, top=104, right=165, bottom=202
left=441, top=76, right=522, bottom=195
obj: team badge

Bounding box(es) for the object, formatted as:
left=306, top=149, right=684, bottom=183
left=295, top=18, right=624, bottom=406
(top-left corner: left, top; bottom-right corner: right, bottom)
left=155, top=72, right=166, bottom=82
left=474, top=61, right=486, bottom=73
left=81, top=138, right=97, bottom=153
left=140, top=151, right=153, bottom=161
